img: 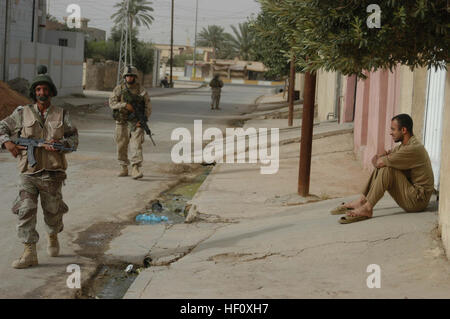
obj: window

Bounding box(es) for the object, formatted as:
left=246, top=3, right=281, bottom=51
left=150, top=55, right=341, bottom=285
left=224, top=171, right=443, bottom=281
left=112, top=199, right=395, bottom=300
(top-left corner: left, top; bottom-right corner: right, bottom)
left=58, top=39, right=68, bottom=47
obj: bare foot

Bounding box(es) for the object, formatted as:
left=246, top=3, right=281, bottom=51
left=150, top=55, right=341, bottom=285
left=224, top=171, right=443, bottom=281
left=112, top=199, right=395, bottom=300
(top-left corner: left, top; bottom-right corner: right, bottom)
left=347, top=202, right=373, bottom=218
left=344, top=196, right=367, bottom=209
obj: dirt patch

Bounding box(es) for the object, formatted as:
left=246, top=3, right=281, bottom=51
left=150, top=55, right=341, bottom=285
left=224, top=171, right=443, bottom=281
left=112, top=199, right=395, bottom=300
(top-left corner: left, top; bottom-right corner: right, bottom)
left=160, top=163, right=203, bottom=175
left=228, top=119, right=245, bottom=127
left=75, top=263, right=139, bottom=299
left=75, top=165, right=214, bottom=298
left=0, top=81, right=31, bottom=120
left=74, top=222, right=130, bottom=259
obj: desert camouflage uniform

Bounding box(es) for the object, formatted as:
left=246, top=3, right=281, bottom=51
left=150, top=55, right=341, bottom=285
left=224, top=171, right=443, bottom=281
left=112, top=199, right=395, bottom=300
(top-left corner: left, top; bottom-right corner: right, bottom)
left=0, top=104, right=78, bottom=244
left=209, top=78, right=224, bottom=109
left=109, top=81, right=151, bottom=167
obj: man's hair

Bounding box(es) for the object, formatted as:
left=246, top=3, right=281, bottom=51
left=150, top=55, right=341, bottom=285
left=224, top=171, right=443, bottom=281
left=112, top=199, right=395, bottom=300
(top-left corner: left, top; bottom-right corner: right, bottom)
left=392, top=113, right=414, bottom=135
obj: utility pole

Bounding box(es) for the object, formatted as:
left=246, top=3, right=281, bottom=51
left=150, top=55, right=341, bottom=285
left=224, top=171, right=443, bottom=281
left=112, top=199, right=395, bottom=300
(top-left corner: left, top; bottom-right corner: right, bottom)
left=117, top=0, right=130, bottom=85
left=170, top=0, right=174, bottom=87
left=288, top=54, right=295, bottom=127
left=129, top=14, right=133, bottom=66
left=192, top=0, right=198, bottom=78
left=3, top=0, right=10, bottom=82
left=298, top=71, right=316, bottom=197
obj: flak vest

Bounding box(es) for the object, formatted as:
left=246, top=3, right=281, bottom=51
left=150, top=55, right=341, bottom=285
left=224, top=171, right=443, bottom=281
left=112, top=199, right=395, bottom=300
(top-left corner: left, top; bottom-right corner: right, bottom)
left=18, top=104, right=68, bottom=174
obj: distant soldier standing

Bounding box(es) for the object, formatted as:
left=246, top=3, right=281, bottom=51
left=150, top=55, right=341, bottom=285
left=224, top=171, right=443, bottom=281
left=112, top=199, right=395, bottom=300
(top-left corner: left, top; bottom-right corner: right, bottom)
left=0, top=65, right=78, bottom=269
left=209, top=74, right=224, bottom=110
left=109, top=66, right=152, bottom=179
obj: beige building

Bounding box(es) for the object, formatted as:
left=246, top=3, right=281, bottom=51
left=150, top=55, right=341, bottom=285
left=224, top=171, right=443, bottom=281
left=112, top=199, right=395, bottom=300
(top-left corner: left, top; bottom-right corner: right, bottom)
left=154, top=44, right=213, bottom=62
left=61, top=17, right=106, bottom=42
left=184, top=59, right=268, bottom=80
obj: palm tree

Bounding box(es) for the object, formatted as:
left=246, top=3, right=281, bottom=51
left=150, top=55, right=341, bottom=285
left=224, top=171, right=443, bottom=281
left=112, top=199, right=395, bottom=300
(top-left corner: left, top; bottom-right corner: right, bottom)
left=111, top=0, right=154, bottom=30
left=228, top=22, right=255, bottom=61
left=197, top=25, right=229, bottom=59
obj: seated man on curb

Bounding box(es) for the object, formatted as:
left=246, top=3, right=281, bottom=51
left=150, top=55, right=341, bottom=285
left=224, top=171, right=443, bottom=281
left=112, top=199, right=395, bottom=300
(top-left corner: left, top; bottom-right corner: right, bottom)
left=333, top=114, right=435, bottom=224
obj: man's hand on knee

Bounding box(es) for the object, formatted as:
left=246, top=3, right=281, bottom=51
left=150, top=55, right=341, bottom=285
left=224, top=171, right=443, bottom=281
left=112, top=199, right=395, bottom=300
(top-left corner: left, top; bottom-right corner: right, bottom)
left=371, top=154, right=379, bottom=168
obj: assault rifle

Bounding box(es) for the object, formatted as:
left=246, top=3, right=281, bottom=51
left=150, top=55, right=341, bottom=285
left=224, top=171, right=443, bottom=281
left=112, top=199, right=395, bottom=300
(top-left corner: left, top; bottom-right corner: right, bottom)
left=13, top=138, right=76, bottom=167
left=123, top=88, right=156, bottom=146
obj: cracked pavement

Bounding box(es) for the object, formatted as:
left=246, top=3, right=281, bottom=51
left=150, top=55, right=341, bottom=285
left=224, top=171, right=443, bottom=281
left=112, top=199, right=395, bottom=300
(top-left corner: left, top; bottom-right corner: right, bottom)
left=124, top=134, right=450, bottom=299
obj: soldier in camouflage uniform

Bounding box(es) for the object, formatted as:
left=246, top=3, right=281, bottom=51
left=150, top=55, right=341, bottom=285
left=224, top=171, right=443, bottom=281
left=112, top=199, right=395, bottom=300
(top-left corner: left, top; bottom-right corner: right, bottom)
left=209, top=74, right=224, bottom=110
left=0, top=65, right=78, bottom=269
left=109, top=66, right=152, bottom=179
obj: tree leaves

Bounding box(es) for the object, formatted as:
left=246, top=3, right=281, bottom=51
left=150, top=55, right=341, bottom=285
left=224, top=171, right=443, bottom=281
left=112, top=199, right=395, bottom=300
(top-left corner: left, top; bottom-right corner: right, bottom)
left=257, top=0, right=449, bottom=77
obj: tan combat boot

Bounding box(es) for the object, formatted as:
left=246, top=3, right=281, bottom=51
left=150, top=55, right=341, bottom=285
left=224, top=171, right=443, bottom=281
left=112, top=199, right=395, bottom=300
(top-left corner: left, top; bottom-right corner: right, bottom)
left=131, top=165, right=143, bottom=179
left=118, top=165, right=128, bottom=177
left=12, top=243, right=38, bottom=269
left=47, top=233, right=60, bottom=257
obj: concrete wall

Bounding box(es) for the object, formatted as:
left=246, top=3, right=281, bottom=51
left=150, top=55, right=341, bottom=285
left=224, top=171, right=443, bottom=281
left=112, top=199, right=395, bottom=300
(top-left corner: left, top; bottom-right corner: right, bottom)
left=85, top=59, right=153, bottom=91
left=315, top=69, right=339, bottom=122
left=8, top=0, right=35, bottom=43
left=0, top=1, right=82, bottom=96
left=352, top=69, right=401, bottom=169
left=42, top=30, right=85, bottom=49
left=341, top=75, right=357, bottom=123
left=439, top=71, right=450, bottom=259
left=1, top=0, right=41, bottom=80
left=397, top=66, right=414, bottom=114
left=411, top=67, right=428, bottom=143
left=295, top=73, right=305, bottom=99
left=7, top=39, right=83, bottom=96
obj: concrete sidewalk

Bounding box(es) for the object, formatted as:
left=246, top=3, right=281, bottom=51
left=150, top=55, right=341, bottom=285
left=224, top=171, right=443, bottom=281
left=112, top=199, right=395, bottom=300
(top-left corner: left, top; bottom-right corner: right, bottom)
left=123, top=120, right=450, bottom=298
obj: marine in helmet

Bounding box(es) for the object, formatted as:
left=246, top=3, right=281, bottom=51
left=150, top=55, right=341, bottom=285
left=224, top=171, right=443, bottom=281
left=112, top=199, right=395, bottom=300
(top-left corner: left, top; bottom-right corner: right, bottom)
left=209, top=74, right=224, bottom=110
left=0, top=65, right=79, bottom=268
left=109, top=65, right=152, bottom=179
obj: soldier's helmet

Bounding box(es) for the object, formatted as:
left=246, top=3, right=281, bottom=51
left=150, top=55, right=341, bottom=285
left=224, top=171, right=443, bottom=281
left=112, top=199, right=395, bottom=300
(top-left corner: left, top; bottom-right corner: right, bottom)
left=29, top=65, right=58, bottom=100
left=123, top=65, right=139, bottom=78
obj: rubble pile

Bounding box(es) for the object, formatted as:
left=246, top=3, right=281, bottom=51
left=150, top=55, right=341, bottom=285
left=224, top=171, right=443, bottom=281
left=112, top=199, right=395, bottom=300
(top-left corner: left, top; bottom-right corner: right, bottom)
left=0, top=81, right=31, bottom=120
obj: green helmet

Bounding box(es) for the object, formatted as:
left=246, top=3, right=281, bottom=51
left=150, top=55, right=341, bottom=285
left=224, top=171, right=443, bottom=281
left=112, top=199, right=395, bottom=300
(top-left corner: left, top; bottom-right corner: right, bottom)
left=29, top=65, right=58, bottom=100
left=123, top=65, right=138, bottom=78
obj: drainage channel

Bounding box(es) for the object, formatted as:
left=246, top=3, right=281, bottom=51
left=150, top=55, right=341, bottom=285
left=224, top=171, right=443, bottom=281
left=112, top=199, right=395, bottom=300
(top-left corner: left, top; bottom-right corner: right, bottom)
left=81, top=165, right=214, bottom=299
left=136, top=165, right=213, bottom=225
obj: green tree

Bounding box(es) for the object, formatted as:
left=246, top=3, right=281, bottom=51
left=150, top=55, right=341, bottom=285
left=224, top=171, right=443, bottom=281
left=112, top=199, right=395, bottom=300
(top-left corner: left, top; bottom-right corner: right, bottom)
left=111, top=0, right=154, bottom=30
left=228, top=22, right=255, bottom=61
left=85, top=25, right=154, bottom=75
left=134, top=42, right=154, bottom=74
left=111, top=0, right=154, bottom=66
left=197, top=25, right=231, bottom=59
left=259, top=0, right=449, bottom=77
left=249, top=11, right=292, bottom=79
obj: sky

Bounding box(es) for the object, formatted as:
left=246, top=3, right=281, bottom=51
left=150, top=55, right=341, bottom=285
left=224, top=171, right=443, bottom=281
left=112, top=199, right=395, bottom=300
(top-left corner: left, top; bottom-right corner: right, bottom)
left=48, top=0, right=262, bottom=45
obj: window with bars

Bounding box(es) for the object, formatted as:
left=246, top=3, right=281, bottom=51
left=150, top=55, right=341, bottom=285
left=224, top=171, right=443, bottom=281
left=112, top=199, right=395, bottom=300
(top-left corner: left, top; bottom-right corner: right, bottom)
left=58, top=38, right=68, bottom=47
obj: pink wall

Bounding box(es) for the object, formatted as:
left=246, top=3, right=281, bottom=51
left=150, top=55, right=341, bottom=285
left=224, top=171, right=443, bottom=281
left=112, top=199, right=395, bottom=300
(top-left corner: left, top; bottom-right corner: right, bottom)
left=342, top=75, right=357, bottom=123
left=351, top=68, right=401, bottom=169
left=384, top=70, right=401, bottom=151
left=354, top=72, right=370, bottom=151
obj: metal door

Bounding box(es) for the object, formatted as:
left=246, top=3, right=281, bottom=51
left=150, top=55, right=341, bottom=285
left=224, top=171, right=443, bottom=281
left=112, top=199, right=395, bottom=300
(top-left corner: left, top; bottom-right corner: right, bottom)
left=423, top=65, right=446, bottom=190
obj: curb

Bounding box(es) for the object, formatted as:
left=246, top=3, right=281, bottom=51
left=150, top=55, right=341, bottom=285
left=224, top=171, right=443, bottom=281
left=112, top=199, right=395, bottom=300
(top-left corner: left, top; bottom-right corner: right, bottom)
left=173, top=76, right=285, bottom=86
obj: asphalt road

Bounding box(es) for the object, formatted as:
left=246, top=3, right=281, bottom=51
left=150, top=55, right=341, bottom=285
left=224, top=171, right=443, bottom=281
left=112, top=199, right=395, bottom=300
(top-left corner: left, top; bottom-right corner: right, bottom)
left=0, top=85, right=272, bottom=298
